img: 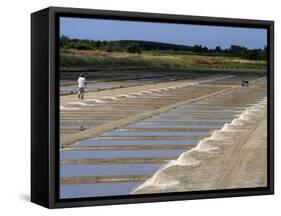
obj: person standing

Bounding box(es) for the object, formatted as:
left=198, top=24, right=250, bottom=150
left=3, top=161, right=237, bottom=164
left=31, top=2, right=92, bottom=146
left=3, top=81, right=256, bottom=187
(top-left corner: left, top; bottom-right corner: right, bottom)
left=78, top=73, right=87, bottom=99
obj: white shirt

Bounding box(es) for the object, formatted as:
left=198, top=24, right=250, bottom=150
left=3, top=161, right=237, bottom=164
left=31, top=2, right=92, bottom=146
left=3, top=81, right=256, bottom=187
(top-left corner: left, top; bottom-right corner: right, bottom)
left=78, top=77, right=86, bottom=88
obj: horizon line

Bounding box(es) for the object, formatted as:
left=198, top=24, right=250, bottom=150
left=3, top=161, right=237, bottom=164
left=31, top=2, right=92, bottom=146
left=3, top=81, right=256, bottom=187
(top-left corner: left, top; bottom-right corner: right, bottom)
left=60, top=35, right=267, bottom=50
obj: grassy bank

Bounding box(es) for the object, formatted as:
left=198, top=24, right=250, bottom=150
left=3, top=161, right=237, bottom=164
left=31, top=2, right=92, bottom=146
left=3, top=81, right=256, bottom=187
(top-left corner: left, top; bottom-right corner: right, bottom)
left=60, top=49, right=267, bottom=71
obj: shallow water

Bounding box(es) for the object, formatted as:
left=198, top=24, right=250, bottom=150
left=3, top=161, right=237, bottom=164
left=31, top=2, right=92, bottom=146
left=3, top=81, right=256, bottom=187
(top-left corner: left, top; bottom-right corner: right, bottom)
left=126, top=124, right=222, bottom=129
left=144, top=118, right=231, bottom=123
left=158, top=113, right=236, bottom=117
left=60, top=149, right=186, bottom=160
left=60, top=83, right=113, bottom=93
left=60, top=164, right=161, bottom=177
left=101, top=131, right=209, bottom=137
left=60, top=182, right=140, bottom=198
left=155, top=115, right=235, bottom=120
left=166, top=106, right=235, bottom=112
left=77, top=139, right=199, bottom=146
left=173, top=108, right=244, bottom=113
left=60, top=119, right=106, bottom=123
left=60, top=125, right=95, bottom=129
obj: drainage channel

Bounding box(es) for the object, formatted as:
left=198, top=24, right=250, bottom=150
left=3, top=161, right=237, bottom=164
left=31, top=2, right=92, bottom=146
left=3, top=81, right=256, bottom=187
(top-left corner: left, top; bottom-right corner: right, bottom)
left=60, top=86, right=266, bottom=199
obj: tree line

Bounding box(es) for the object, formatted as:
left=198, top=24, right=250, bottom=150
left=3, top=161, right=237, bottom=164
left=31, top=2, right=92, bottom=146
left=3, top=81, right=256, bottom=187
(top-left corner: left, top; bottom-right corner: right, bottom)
left=60, top=35, right=267, bottom=60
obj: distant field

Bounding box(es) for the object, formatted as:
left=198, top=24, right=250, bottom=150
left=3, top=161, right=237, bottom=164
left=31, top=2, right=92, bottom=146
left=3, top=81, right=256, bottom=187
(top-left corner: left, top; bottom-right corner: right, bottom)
left=60, top=49, right=267, bottom=71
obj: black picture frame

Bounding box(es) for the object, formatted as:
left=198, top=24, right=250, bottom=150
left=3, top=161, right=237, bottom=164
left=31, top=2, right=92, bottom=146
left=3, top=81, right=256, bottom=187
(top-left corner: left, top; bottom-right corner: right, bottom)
left=31, top=6, right=274, bottom=209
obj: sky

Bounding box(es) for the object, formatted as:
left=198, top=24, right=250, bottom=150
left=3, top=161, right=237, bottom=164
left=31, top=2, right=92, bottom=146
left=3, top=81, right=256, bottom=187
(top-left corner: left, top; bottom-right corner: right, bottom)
left=60, top=17, right=267, bottom=49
